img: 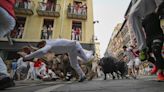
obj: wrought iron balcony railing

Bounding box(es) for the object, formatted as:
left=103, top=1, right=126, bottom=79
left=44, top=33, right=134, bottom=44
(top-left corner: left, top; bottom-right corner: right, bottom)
left=36, top=2, right=61, bottom=17
left=67, top=6, right=87, bottom=20
left=14, top=1, right=35, bottom=15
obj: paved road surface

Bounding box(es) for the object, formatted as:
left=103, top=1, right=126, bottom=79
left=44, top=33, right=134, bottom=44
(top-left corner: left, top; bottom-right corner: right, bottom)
left=1, top=76, right=164, bottom=92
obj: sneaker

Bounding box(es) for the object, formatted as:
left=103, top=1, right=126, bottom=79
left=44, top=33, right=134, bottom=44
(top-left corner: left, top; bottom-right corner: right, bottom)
left=0, top=77, right=15, bottom=90
left=65, top=72, right=72, bottom=81
left=78, top=76, right=86, bottom=82
left=157, top=72, right=164, bottom=81
left=139, top=48, right=148, bottom=61
left=150, top=65, right=158, bottom=75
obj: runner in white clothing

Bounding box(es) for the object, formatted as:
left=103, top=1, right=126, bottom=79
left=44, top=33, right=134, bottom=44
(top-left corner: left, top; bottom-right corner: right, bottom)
left=22, top=39, right=94, bottom=82
left=25, top=62, right=37, bottom=80
left=127, top=0, right=163, bottom=50
left=123, top=46, right=139, bottom=79
left=16, top=57, right=28, bottom=80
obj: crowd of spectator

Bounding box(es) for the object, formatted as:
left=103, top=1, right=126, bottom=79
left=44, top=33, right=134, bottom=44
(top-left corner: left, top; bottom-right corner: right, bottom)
left=68, top=2, right=87, bottom=16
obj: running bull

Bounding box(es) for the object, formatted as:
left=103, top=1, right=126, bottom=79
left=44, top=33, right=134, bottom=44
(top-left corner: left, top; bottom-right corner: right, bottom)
left=99, top=56, right=128, bottom=80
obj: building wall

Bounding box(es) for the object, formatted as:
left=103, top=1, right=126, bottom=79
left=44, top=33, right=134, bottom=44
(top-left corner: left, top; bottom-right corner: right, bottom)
left=106, top=22, right=131, bottom=59
left=106, top=23, right=123, bottom=57
left=2, top=0, right=94, bottom=44
left=94, top=41, right=101, bottom=58
left=0, top=0, right=95, bottom=60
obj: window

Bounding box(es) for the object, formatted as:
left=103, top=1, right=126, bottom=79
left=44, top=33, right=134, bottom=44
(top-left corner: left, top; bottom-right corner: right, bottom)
left=38, top=0, right=57, bottom=11
left=43, top=19, right=54, bottom=27
left=73, top=1, right=82, bottom=4
left=41, top=19, right=54, bottom=39
left=11, top=17, right=26, bottom=39
left=71, top=21, right=82, bottom=41
left=46, top=0, right=57, bottom=11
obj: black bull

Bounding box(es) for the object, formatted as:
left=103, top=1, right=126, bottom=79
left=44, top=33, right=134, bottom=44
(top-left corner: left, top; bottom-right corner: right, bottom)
left=99, top=56, right=128, bottom=80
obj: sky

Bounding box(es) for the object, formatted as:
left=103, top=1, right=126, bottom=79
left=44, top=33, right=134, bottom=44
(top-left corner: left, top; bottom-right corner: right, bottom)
left=93, top=0, right=131, bottom=57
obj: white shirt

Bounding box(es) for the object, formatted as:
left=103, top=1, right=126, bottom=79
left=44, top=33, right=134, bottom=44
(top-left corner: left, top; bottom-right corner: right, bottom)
left=124, top=47, right=136, bottom=60
left=24, top=39, right=76, bottom=60
left=28, top=62, right=34, bottom=72
left=17, top=58, right=28, bottom=68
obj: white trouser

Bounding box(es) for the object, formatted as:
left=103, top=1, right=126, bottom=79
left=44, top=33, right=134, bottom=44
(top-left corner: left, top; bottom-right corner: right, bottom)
left=127, top=0, right=163, bottom=50
left=26, top=68, right=36, bottom=80
left=38, top=67, right=46, bottom=76
left=24, top=40, right=93, bottom=78
left=68, top=42, right=93, bottom=78
left=0, top=57, right=9, bottom=76
left=71, top=33, right=75, bottom=40
left=0, top=7, right=16, bottom=37
left=48, top=69, right=58, bottom=78
left=127, top=57, right=141, bottom=69
left=35, top=67, right=40, bottom=76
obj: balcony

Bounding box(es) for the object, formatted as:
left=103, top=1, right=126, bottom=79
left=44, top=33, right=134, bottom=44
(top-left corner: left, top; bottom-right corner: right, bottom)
left=14, top=1, right=35, bottom=15
left=67, top=6, right=87, bottom=20
left=36, top=2, right=60, bottom=17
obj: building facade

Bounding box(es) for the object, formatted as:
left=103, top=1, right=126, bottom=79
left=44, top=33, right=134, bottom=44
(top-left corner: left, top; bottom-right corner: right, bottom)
left=94, top=41, right=100, bottom=59
left=106, top=1, right=164, bottom=60
left=105, top=23, right=124, bottom=58
left=0, top=0, right=95, bottom=60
